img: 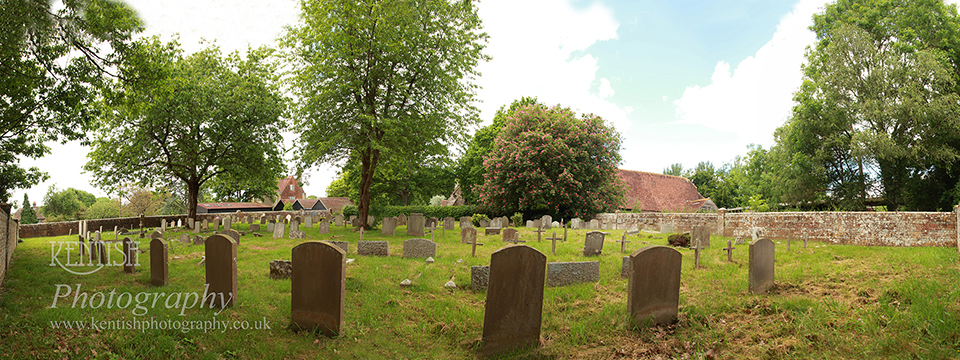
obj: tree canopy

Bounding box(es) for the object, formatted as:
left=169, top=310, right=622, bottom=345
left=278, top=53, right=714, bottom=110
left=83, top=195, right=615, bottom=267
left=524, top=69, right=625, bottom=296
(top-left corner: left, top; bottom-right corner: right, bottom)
left=0, top=0, right=141, bottom=202
left=19, top=193, right=38, bottom=224
left=476, top=104, right=626, bottom=219
left=283, top=0, right=488, bottom=227
left=85, top=38, right=287, bottom=218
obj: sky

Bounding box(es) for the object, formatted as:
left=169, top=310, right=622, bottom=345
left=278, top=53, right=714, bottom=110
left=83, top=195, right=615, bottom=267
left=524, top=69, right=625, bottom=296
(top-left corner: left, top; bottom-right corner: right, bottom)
left=14, top=0, right=836, bottom=207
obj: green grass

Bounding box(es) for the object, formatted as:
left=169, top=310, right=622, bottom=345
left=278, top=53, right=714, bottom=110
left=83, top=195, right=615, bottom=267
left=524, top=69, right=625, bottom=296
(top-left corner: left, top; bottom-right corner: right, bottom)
left=1, top=223, right=959, bottom=359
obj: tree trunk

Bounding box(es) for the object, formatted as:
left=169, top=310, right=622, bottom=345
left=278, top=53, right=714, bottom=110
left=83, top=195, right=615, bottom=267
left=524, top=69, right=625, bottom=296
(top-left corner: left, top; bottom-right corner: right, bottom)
left=187, top=179, right=200, bottom=220
left=357, top=148, right=381, bottom=229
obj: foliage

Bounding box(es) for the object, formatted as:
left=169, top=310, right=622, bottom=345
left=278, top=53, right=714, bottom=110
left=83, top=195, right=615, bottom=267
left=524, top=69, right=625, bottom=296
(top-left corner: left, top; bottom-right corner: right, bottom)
left=19, top=194, right=38, bottom=224
left=121, top=185, right=161, bottom=217
left=476, top=104, right=626, bottom=219
left=342, top=205, right=478, bottom=220
left=40, top=185, right=90, bottom=221
left=86, top=198, right=120, bottom=220
left=456, top=97, right=541, bottom=204
left=84, top=37, right=287, bottom=218
left=510, top=212, right=524, bottom=228
left=662, top=163, right=684, bottom=177
left=284, top=0, right=489, bottom=227
left=326, top=155, right=457, bottom=207
left=667, top=233, right=690, bottom=247
left=0, top=0, right=141, bottom=202
left=429, top=195, right=445, bottom=207
left=470, top=213, right=489, bottom=227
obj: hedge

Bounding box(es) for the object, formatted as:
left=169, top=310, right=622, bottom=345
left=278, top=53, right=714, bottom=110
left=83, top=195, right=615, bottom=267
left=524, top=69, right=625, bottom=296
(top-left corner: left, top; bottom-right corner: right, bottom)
left=342, top=205, right=482, bottom=220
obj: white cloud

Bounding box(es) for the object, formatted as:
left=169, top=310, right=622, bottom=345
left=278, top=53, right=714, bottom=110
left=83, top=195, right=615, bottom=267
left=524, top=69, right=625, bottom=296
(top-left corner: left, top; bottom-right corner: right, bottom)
left=475, top=0, right=631, bottom=130
left=672, top=0, right=830, bottom=147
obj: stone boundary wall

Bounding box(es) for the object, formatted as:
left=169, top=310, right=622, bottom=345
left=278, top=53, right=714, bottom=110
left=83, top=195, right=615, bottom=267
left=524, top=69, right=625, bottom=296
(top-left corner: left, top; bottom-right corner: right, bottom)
left=1, top=204, right=18, bottom=288
left=18, top=210, right=330, bottom=239
left=595, top=209, right=960, bottom=247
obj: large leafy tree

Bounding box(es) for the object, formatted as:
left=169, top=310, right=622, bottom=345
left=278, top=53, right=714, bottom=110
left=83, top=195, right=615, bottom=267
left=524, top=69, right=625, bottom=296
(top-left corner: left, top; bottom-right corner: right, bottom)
left=326, top=154, right=456, bottom=207
left=85, top=38, right=287, bottom=218
left=456, top=97, right=541, bottom=204
left=0, top=0, right=141, bottom=202
left=476, top=104, right=626, bottom=219
left=41, top=185, right=95, bottom=221
left=283, top=0, right=488, bottom=227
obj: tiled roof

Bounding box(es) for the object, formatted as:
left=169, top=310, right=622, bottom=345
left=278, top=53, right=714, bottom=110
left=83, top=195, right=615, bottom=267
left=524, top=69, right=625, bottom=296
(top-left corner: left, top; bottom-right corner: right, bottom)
left=317, top=197, right=353, bottom=214
left=617, top=169, right=709, bottom=213
left=277, top=176, right=304, bottom=200
left=294, top=199, right=324, bottom=210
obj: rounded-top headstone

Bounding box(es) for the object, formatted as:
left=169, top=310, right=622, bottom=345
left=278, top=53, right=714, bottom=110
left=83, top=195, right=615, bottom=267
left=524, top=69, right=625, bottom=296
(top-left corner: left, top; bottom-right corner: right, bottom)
left=749, top=238, right=775, bottom=294
left=205, top=235, right=238, bottom=307
left=481, top=245, right=547, bottom=355
left=291, top=241, right=346, bottom=337
left=627, top=245, right=681, bottom=328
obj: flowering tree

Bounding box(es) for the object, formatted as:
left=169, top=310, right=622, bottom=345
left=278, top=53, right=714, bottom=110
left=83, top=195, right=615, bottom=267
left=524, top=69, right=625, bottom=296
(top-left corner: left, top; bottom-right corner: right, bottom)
left=476, top=104, right=626, bottom=219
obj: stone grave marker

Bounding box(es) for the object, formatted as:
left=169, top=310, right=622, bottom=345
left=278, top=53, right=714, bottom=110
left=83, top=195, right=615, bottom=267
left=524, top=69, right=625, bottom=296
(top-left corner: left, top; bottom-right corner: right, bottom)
left=723, top=240, right=735, bottom=262
left=525, top=220, right=534, bottom=228
left=334, top=214, right=344, bottom=226
left=590, top=219, right=600, bottom=230
left=627, top=245, right=682, bottom=327
left=187, top=218, right=195, bottom=230
left=502, top=228, right=520, bottom=243
left=397, top=213, right=407, bottom=226
left=122, top=237, right=137, bottom=273
left=180, top=233, right=190, bottom=244
left=150, top=230, right=163, bottom=240
left=290, top=219, right=300, bottom=234
left=150, top=238, right=168, bottom=286
left=367, top=215, right=376, bottom=227
left=484, top=227, right=501, bottom=235
left=250, top=224, right=260, bottom=232
left=402, top=238, right=437, bottom=259
left=481, top=245, right=546, bottom=355
left=161, top=219, right=167, bottom=232
left=443, top=217, right=455, bottom=230
left=351, top=217, right=361, bottom=227
left=751, top=228, right=761, bottom=241
left=407, top=213, right=425, bottom=236
left=490, top=217, right=501, bottom=228
left=546, top=261, right=599, bottom=287
left=291, top=241, right=345, bottom=336
left=357, top=241, right=388, bottom=256
left=479, top=219, right=490, bottom=228
left=532, top=219, right=541, bottom=229
left=541, top=215, right=552, bottom=229
left=749, top=238, right=775, bottom=294
left=381, top=217, right=396, bottom=236
left=691, top=241, right=703, bottom=268
left=223, top=229, right=241, bottom=244
left=267, top=221, right=275, bottom=233
left=459, top=216, right=471, bottom=229
left=205, top=235, right=238, bottom=307
left=193, top=235, right=205, bottom=245
left=691, top=225, right=711, bottom=248
left=260, top=215, right=266, bottom=224
left=304, top=215, right=313, bottom=228
left=461, top=227, right=477, bottom=244
left=273, top=222, right=285, bottom=238
left=571, top=218, right=581, bottom=229
left=330, top=241, right=349, bottom=253
left=202, top=219, right=209, bottom=232
left=471, top=265, right=490, bottom=291
left=223, top=217, right=232, bottom=230
left=318, top=220, right=330, bottom=234
left=583, top=231, right=605, bottom=256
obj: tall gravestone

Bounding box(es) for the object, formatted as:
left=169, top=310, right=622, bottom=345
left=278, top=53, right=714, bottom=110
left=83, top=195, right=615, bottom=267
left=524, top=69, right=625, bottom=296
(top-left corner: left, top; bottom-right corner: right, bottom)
left=481, top=245, right=547, bottom=355
left=223, top=217, right=232, bottom=230
left=692, top=225, right=711, bottom=248
left=583, top=231, right=605, bottom=256
left=291, top=241, right=345, bottom=336
left=273, top=222, right=285, bottom=238
left=205, top=235, right=238, bottom=307
left=627, top=245, right=682, bottom=327
left=461, top=227, right=477, bottom=244
left=407, top=213, right=425, bottom=236
left=150, top=238, right=168, bottom=286
left=381, top=217, right=397, bottom=236
left=122, top=237, right=136, bottom=273
left=334, top=214, right=344, bottom=226
left=318, top=220, right=330, bottom=234
left=304, top=215, right=313, bottom=228
left=460, top=216, right=471, bottom=229
left=290, top=219, right=300, bottom=234
left=749, top=238, right=775, bottom=294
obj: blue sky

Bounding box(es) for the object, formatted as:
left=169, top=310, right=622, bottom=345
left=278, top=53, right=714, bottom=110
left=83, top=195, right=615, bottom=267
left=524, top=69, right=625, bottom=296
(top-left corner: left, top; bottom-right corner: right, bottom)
left=16, top=0, right=834, bottom=205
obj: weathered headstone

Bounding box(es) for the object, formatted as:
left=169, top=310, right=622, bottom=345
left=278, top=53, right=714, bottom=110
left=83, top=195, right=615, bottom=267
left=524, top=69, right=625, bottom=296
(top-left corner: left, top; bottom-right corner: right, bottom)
left=290, top=219, right=300, bottom=234
left=481, top=245, right=547, bottom=355
left=273, top=222, right=285, bottom=238
left=490, top=217, right=501, bottom=228
left=397, top=213, right=407, bottom=226
left=304, top=215, right=313, bottom=228
left=479, top=219, right=490, bottom=228
left=484, top=227, right=501, bottom=235
left=525, top=220, right=534, bottom=228
left=330, top=241, right=349, bottom=253
left=461, top=227, right=477, bottom=244
left=443, top=217, right=455, bottom=230
left=122, top=237, right=137, bottom=273
left=471, top=265, right=490, bottom=291
left=691, top=225, right=711, bottom=248
left=532, top=219, right=541, bottom=229
left=459, top=216, right=471, bottom=229
left=381, top=217, right=396, bottom=236
left=150, top=238, right=168, bottom=286
left=402, top=238, right=436, bottom=259
left=583, top=231, right=605, bottom=256
left=180, top=233, right=190, bottom=244
left=407, top=213, right=425, bottom=236
left=367, top=215, right=376, bottom=227
left=546, top=261, right=599, bottom=287
left=267, top=221, right=275, bottom=233
left=205, top=235, right=238, bottom=307
left=223, top=217, right=232, bottom=230
left=188, top=218, right=195, bottom=230
left=749, top=238, right=775, bottom=294
left=571, top=218, right=581, bottom=229
left=318, top=220, right=330, bottom=234
left=590, top=219, right=600, bottom=230
left=627, top=245, right=682, bottom=327
left=150, top=230, right=163, bottom=240
left=161, top=219, right=167, bottom=232
left=334, top=214, right=344, bottom=226
left=250, top=224, right=260, bottom=232
left=357, top=241, right=388, bottom=256
left=502, top=228, right=520, bottom=243
left=291, top=241, right=345, bottom=337
left=223, top=229, right=241, bottom=244
left=541, top=215, right=552, bottom=229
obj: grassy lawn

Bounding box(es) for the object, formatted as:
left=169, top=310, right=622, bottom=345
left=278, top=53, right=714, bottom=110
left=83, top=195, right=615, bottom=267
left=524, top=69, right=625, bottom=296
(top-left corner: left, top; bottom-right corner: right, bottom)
left=1, top=221, right=959, bottom=359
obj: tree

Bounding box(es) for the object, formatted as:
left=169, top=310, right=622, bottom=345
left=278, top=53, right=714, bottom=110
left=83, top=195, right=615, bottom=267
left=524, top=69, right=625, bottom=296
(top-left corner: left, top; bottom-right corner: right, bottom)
left=662, top=163, right=684, bottom=177
left=19, top=193, right=38, bottom=224
left=456, top=97, right=541, bottom=204
left=87, top=198, right=120, bottom=219
left=284, top=0, right=488, bottom=228
left=41, top=185, right=87, bottom=221
left=121, top=185, right=161, bottom=217
left=0, top=0, right=141, bottom=202
left=325, top=155, right=456, bottom=207
left=85, top=37, right=287, bottom=218
left=476, top=104, right=626, bottom=219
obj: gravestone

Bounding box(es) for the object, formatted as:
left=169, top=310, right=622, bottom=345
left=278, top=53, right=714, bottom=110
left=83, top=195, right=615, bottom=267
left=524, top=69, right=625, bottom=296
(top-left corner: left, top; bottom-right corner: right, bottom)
left=290, top=219, right=300, bottom=233
left=460, top=216, right=472, bottom=229
left=526, top=220, right=534, bottom=228
left=205, top=235, right=238, bottom=308
left=583, top=231, right=605, bottom=256
left=367, top=215, right=376, bottom=227
left=479, top=220, right=490, bottom=228
left=193, top=235, right=205, bottom=245
left=381, top=217, right=396, bottom=236
left=627, top=245, right=682, bottom=327
left=691, top=225, right=710, bottom=248
left=443, top=217, right=455, bottom=230
left=749, top=238, right=775, bottom=294
left=551, top=221, right=559, bottom=228
left=461, top=227, right=478, bottom=244
left=481, top=245, right=546, bottom=355
left=330, top=241, right=349, bottom=253
left=397, top=213, right=407, bottom=226
left=407, top=213, right=425, bottom=236
left=291, top=241, right=345, bottom=337
left=150, top=238, right=168, bottom=286
left=304, top=215, right=313, bottom=228
left=223, top=229, right=241, bottom=244
left=188, top=218, right=195, bottom=230
left=484, top=227, right=501, bottom=235
left=351, top=217, right=361, bottom=227
left=427, top=217, right=438, bottom=228
left=489, top=217, right=501, bottom=228
left=532, top=219, right=541, bottom=228
left=571, top=218, right=581, bottom=229
left=620, top=256, right=630, bottom=279
left=250, top=224, right=260, bottom=232
left=590, top=219, right=600, bottom=230
left=273, top=222, right=285, bottom=238
left=203, top=219, right=209, bottom=231
left=541, top=215, right=552, bottom=229
left=402, top=238, right=436, bottom=259
left=260, top=215, right=266, bottom=224
left=161, top=219, right=167, bottom=232
left=150, top=230, right=163, bottom=240
left=471, top=265, right=490, bottom=291
left=546, top=261, right=599, bottom=287
left=751, top=228, right=761, bottom=241
left=357, top=241, right=388, bottom=256
left=502, top=228, right=520, bottom=243
left=180, top=233, right=190, bottom=244
left=223, top=217, right=232, bottom=230
left=122, top=237, right=136, bottom=273
left=334, top=214, right=344, bottom=226
left=318, top=220, right=330, bottom=234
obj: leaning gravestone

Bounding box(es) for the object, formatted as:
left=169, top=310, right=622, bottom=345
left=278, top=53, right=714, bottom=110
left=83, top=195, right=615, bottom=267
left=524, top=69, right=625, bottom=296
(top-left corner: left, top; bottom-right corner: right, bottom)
left=691, top=225, right=711, bottom=248
left=223, top=229, right=241, bottom=245
left=443, top=217, right=455, bottom=230
left=407, top=213, right=425, bottom=236
left=481, top=245, right=547, bottom=355
left=627, top=245, right=682, bottom=327
left=583, top=231, right=605, bottom=256
left=749, top=238, right=775, bottom=294
left=502, top=228, right=519, bottom=243
left=357, top=241, right=388, bottom=256
left=461, top=227, right=478, bottom=244
left=546, top=261, right=599, bottom=287
left=402, top=238, right=436, bottom=259
left=291, top=241, right=345, bottom=337
left=150, top=238, right=168, bottom=286
left=318, top=220, right=330, bottom=234
left=205, top=235, right=238, bottom=308
left=150, top=230, right=163, bottom=240
left=273, top=222, right=285, bottom=239
left=381, top=217, right=397, bottom=236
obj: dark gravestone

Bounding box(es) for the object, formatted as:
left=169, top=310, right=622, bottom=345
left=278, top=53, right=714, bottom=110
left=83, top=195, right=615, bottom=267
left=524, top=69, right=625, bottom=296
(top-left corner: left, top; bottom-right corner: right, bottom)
left=222, top=229, right=241, bottom=244
left=381, top=217, right=397, bottom=236
left=502, top=228, right=520, bottom=243
left=402, top=238, right=436, bottom=259
left=749, top=238, right=775, bottom=294
left=122, top=237, right=137, bottom=273
left=691, top=225, right=711, bottom=248
left=407, top=213, right=425, bottom=236
left=546, top=261, right=599, bottom=287
left=150, top=238, right=168, bottom=286
left=481, top=245, right=547, bottom=355
left=291, top=241, right=346, bottom=337
left=357, top=241, right=388, bottom=256
left=583, top=231, right=605, bottom=256
left=627, top=245, right=682, bottom=328
left=461, top=227, right=477, bottom=244
left=205, top=235, right=238, bottom=308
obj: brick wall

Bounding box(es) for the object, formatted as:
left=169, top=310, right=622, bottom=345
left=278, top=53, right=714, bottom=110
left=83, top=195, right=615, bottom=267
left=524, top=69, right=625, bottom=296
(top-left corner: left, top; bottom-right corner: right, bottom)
left=595, top=209, right=960, bottom=247
left=1, top=204, right=17, bottom=288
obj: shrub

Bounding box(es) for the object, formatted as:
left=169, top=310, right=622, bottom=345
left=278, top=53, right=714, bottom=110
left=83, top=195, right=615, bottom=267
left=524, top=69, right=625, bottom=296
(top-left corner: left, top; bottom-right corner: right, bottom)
left=471, top=213, right=489, bottom=227
left=667, top=233, right=690, bottom=247
left=342, top=205, right=480, bottom=220
left=510, top=212, right=523, bottom=228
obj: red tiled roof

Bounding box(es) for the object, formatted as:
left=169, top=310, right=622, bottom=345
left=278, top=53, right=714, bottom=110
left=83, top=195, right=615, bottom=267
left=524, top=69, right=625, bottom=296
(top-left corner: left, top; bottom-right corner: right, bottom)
left=617, top=169, right=708, bottom=212
left=318, top=197, right=353, bottom=214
